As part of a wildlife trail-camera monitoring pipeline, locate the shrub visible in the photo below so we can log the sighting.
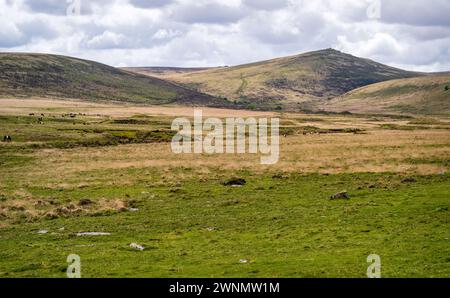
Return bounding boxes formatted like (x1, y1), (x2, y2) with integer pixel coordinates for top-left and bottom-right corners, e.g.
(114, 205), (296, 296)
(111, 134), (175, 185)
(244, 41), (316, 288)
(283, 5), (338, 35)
(445, 85), (449, 91)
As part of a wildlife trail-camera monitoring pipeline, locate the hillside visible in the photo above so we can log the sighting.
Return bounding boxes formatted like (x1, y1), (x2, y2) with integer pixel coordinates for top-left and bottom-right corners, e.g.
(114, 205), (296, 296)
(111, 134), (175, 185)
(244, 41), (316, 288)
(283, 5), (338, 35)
(121, 66), (220, 77)
(323, 74), (450, 115)
(142, 49), (421, 109)
(0, 53), (227, 106)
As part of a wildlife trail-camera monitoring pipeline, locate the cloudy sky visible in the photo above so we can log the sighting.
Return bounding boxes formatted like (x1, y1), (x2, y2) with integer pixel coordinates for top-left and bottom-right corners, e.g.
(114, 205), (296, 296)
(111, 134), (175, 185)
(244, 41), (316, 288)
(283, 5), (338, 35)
(1, 0), (449, 71)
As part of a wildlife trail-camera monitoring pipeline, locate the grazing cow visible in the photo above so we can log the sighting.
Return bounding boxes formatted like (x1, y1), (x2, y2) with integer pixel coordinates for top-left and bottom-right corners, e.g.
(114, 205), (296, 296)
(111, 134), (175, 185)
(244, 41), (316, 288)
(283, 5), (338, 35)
(3, 135), (12, 142)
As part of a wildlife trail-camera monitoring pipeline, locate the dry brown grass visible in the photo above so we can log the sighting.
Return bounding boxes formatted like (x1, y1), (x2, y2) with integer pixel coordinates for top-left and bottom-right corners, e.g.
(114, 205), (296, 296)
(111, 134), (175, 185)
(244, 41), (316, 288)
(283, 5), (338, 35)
(0, 97), (275, 118)
(19, 127), (447, 187)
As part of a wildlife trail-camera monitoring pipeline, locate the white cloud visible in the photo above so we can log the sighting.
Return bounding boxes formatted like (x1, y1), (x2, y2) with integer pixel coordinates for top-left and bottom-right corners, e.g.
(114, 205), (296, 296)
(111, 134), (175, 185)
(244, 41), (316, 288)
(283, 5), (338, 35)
(0, 0), (448, 71)
(86, 31), (126, 49)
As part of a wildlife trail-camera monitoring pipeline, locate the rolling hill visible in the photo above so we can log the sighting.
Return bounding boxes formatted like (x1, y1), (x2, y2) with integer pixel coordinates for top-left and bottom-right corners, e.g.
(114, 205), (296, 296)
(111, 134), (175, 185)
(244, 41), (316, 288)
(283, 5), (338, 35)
(0, 53), (228, 106)
(323, 74), (450, 115)
(138, 49), (422, 109)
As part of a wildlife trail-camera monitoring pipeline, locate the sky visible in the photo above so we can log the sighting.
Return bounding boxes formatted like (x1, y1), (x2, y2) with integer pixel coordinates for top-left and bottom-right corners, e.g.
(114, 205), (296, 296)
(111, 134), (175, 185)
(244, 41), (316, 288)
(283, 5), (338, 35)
(1, 0), (449, 71)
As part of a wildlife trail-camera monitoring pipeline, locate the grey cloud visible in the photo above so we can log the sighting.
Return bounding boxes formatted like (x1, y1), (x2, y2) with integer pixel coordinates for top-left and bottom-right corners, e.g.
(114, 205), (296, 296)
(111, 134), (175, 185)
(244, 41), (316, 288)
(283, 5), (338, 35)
(172, 2), (246, 24)
(380, 0), (450, 27)
(242, 0), (289, 11)
(23, 0), (110, 15)
(128, 0), (175, 9)
(0, 19), (57, 47)
(23, 0), (68, 15)
(241, 10), (325, 45)
(79, 19), (187, 50)
(0, 0), (448, 72)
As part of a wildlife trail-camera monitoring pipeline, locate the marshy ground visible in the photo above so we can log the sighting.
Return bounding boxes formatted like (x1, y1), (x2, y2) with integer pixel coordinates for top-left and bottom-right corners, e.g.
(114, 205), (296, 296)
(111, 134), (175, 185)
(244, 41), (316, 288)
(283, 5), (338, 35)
(0, 98), (449, 277)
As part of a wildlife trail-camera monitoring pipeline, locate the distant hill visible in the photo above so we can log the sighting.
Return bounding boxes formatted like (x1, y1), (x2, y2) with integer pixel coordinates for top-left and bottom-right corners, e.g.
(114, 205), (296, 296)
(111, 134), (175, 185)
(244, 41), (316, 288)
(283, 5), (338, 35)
(141, 49), (422, 109)
(0, 53), (228, 106)
(323, 74), (450, 115)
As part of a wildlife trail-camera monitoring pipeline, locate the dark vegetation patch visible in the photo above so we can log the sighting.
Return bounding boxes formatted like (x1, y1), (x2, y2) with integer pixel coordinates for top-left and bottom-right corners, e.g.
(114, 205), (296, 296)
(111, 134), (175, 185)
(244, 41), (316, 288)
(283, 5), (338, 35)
(223, 178), (247, 186)
(281, 126), (365, 136)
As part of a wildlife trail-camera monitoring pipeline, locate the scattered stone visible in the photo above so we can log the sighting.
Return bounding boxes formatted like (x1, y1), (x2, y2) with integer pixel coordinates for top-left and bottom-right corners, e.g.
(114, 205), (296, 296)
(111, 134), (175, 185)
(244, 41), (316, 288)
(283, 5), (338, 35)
(78, 198), (94, 206)
(239, 259), (248, 264)
(37, 230), (48, 234)
(34, 200), (48, 207)
(74, 244), (96, 248)
(59, 227), (65, 231)
(56, 207), (70, 215)
(76, 232), (111, 236)
(169, 187), (182, 193)
(206, 227), (216, 231)
(223, 178), (246, 187)
(402, 177), (417, 183)
(330, 191), (350, 200)
(45, 212), (58, 219)
(129, 243), (145, 251)
(128, 208), (139, 212)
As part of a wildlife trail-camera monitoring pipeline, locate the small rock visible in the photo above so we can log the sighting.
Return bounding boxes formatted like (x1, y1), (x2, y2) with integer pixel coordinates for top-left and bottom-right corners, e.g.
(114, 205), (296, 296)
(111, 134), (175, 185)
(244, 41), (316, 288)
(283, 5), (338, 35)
(37, 230), (48, 234)
(239, 259), (248, 264)
(78, 198), (94, 206)
(76, 232), (111, 236)
(330, 191), (350, 200)
(129, 243), (145, 251)
(59, 227), (65, 231)
(223, 178), (246, 186)
(206, 227), (216, 231)
(128, 208), (139, 212)
(402, 177), (417, 183)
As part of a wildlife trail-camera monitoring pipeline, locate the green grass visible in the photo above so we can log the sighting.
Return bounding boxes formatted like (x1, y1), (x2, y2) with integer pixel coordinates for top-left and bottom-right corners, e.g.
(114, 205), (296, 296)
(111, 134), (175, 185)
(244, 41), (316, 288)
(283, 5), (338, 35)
(0, 114), (175, 151)
(0, 171), (448, 277)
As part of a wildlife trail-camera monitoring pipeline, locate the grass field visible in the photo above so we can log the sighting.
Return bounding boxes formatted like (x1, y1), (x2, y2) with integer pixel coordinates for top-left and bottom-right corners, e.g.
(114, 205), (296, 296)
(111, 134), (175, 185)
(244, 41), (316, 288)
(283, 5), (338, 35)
(0, 98), (449, 277)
